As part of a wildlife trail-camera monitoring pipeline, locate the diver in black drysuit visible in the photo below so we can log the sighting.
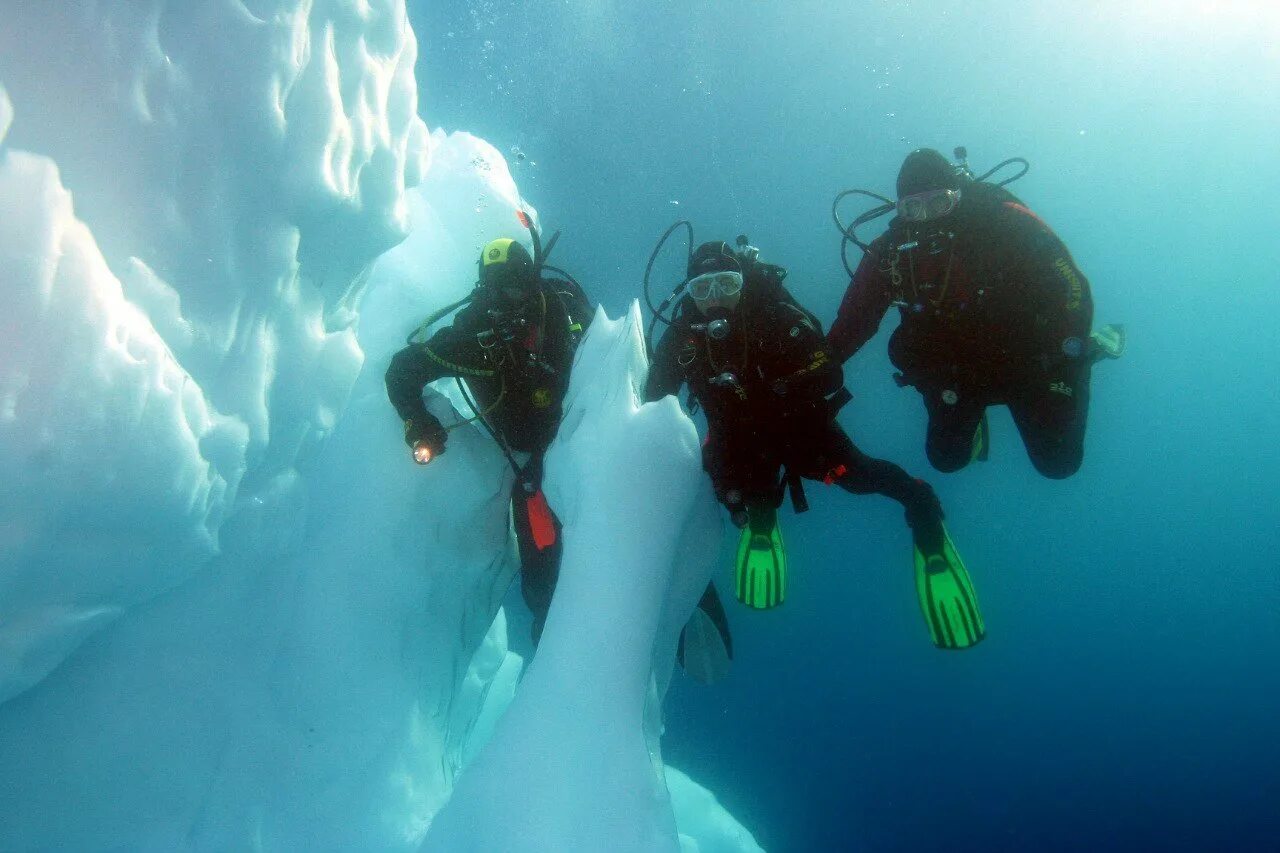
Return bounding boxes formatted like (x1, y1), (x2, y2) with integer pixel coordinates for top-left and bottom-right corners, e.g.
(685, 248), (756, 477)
(645, 241), (946, 550)
(385, 238), (590, 643)
(829, 148), (1096, 478)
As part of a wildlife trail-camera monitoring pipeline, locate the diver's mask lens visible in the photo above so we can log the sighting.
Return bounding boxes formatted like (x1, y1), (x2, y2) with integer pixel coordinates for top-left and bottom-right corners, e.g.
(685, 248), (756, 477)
(897, 188), (961, 222)
(686, 271), (743, 301)
(480, 268), (532, 301)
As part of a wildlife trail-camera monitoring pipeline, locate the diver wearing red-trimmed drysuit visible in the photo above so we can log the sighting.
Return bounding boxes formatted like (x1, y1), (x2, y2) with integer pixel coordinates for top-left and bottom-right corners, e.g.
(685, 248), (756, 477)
(829, 148), (1120, 479)
(646, 240), (946, 546)
(645, 239), (991, 652)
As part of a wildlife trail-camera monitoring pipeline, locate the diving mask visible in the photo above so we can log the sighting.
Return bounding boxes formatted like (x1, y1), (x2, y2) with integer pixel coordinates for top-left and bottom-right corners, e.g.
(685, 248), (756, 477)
(897, 187), (962, 223)
(687, 271), (743, 301)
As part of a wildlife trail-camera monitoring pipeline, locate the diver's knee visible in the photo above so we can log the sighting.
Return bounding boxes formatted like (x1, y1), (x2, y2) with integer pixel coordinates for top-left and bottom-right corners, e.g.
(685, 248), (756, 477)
(1030, 450), (1082, 480)
(927, 443), (971, 474)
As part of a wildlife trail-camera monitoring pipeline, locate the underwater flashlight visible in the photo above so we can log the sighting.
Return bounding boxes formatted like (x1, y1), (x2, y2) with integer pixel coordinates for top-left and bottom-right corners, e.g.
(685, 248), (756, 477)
(412, 442), (435, 465)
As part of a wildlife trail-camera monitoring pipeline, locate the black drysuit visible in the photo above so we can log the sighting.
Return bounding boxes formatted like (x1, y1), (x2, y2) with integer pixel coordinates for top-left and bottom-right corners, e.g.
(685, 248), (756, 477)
(828, 184), (1095, 478)
(645, 269), (941, 537)
(385, 279), (592, 642)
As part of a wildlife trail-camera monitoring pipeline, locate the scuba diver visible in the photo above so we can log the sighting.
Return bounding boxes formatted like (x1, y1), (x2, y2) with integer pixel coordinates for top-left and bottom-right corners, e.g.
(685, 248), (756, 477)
(829, 147), (1125, 479)
(644, 232), (985, 650)
(387, 219), (736, 679)
(385, 233), (589, 645)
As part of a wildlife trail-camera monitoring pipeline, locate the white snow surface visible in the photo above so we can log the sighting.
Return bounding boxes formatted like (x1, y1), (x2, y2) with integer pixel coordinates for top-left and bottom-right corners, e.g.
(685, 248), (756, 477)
(0, 4), (762, 851)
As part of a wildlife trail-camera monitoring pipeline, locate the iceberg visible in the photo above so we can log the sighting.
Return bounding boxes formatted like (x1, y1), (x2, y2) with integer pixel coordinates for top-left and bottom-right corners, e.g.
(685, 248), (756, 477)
(0, 3), (762, 850)
(422, 304), (724, 853)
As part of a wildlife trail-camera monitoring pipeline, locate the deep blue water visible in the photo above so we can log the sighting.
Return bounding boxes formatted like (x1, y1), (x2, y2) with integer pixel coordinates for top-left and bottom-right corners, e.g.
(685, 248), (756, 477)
(412, 3), (1280, 850)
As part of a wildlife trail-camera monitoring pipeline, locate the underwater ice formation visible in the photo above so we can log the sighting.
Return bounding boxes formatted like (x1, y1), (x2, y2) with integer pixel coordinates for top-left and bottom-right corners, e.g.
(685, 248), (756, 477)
(0, 84), (242, 702)
(422, 305), (728, 853)
(0, 0), (429, 704)
(0, 3), (761, 850)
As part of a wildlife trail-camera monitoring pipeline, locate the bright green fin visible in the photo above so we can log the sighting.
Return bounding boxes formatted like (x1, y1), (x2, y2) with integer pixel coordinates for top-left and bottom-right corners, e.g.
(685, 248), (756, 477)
(913, 526), (985, 650)
(735, 505), (787, 609)
(970, 411), (990, 463)
(1089, 324), (1126, 362)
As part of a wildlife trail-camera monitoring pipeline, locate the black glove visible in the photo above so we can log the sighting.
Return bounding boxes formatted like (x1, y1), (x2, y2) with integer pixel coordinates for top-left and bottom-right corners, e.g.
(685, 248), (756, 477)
(403, 416), (447, 457)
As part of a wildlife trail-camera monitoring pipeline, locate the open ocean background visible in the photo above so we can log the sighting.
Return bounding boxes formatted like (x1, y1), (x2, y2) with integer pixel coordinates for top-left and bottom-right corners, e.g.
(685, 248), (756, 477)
(412, 2), (1280, 850)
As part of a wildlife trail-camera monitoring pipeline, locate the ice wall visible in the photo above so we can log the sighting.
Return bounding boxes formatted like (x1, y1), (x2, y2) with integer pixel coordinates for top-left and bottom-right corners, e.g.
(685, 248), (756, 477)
(0, 85), (244, 701)
(0, 90), (519, 844)
(0, 0), (428, 465)
(0, 0), (428, 703)
(0, 3), (762, 850)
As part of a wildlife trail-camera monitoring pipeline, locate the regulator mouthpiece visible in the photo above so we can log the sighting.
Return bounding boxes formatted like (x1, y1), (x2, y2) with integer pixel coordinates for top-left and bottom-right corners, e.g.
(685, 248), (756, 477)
(710, 371), (742, 390)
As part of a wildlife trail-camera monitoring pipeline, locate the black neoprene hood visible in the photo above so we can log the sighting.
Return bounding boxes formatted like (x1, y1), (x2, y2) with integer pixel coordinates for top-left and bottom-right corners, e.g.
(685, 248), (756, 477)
(687, 241), (739, 277)
(897, 148), (963, 197)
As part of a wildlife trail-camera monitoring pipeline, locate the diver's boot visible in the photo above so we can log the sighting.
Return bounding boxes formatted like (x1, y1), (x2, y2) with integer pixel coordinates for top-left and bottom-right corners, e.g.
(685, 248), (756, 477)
(970, 412), (991, 463)
(1089, 324), (1126, 363)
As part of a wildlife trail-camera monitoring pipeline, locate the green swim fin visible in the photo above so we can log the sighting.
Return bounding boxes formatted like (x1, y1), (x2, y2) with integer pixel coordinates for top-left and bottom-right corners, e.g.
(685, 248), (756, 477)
(735, 505), (787, 609)
(913, 525), (985, 650)
(970, 412), (990, 463)
(678, 582), (734, 685)
(1089, 324), (1126, 363)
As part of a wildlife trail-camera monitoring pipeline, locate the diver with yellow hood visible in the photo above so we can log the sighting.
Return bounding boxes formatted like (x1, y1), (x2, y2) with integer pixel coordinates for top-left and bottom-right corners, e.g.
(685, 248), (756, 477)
(386, 219), (734, 680)
(386, 227), (588, 645)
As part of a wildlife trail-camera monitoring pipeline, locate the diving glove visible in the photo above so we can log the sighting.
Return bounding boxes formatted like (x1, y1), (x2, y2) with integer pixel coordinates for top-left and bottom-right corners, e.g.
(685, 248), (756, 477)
(404, 417), (447, 464)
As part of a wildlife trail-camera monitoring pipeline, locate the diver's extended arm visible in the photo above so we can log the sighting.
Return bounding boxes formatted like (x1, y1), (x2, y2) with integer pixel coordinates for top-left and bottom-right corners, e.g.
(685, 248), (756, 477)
(826, 247), (893, 363)
(770, 303), (844, 404)
(385, 329), (468, 450)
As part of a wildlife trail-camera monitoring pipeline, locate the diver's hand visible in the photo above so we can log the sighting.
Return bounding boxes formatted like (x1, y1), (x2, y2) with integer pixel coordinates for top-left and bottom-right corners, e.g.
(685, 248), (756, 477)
(404, 417), (447, 464)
